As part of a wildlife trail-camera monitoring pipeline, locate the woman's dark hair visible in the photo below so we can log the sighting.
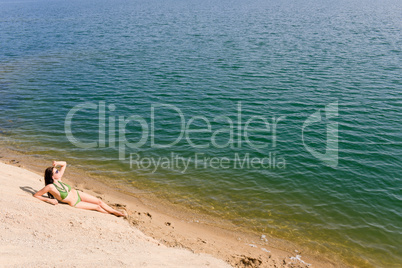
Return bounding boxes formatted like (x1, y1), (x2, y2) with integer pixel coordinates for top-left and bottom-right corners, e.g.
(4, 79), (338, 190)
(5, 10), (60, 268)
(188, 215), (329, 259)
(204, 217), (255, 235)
(44, 167), (54, 199)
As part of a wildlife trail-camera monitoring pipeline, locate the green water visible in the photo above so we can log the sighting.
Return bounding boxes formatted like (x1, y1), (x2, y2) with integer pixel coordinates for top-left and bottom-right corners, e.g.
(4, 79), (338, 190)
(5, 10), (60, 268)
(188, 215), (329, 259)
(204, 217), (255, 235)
(0, 0), (401, 266)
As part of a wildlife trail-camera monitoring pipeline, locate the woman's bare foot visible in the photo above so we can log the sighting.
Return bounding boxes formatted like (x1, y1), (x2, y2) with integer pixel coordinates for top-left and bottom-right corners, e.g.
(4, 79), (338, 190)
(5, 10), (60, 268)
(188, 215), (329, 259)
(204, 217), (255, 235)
(115, 209), (128, 218)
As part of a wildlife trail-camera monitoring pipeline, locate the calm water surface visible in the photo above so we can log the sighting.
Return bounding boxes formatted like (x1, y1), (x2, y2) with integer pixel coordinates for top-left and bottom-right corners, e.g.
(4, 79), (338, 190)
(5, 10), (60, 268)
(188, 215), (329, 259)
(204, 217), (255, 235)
(0, 0), (401, 266)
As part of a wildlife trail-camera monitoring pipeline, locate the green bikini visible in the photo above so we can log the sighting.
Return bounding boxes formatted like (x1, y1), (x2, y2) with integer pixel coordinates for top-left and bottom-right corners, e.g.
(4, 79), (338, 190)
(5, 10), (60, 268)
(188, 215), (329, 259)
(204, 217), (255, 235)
(53, 181), (81, 206)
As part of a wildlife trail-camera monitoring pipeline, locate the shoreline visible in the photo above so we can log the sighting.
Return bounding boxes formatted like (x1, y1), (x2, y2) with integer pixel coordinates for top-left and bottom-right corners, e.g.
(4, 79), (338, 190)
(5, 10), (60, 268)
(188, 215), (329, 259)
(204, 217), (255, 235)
(0, 146), (345, 267)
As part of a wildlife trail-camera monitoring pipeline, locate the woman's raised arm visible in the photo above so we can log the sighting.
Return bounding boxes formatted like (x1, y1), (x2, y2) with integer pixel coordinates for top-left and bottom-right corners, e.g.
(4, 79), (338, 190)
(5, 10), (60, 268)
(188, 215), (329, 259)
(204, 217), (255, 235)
(53, 161), (67, 178)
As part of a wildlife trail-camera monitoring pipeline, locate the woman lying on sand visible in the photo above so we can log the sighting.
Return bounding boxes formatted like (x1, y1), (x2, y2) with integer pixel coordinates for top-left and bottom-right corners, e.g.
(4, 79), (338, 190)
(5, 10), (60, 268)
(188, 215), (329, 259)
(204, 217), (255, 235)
(34, 161), (126, 217)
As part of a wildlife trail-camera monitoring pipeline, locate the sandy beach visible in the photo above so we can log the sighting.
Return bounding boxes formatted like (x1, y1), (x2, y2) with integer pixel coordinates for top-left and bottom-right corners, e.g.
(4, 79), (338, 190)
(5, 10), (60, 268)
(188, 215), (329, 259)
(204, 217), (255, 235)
(0, 161), (232, 267)
(0, 149), (343, 267)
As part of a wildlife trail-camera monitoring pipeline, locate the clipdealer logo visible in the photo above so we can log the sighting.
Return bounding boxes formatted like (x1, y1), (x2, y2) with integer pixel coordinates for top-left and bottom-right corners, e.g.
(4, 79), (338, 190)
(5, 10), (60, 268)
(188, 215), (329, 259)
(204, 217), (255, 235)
(64, 100), (339, 172)
(64, 101), (285, 154)
(302, 101), (339, 168)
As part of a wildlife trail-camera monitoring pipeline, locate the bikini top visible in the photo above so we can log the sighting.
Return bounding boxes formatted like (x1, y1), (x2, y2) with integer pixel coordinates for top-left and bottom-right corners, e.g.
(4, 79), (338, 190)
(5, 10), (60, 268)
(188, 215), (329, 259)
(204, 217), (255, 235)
(53, 181), (72, 200)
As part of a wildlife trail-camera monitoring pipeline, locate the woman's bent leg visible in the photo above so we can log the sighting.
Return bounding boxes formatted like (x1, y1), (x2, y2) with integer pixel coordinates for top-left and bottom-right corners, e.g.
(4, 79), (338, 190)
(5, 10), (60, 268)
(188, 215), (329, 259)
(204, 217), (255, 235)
(74, 201), (107, 214)
(78, 191), (125, 217)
